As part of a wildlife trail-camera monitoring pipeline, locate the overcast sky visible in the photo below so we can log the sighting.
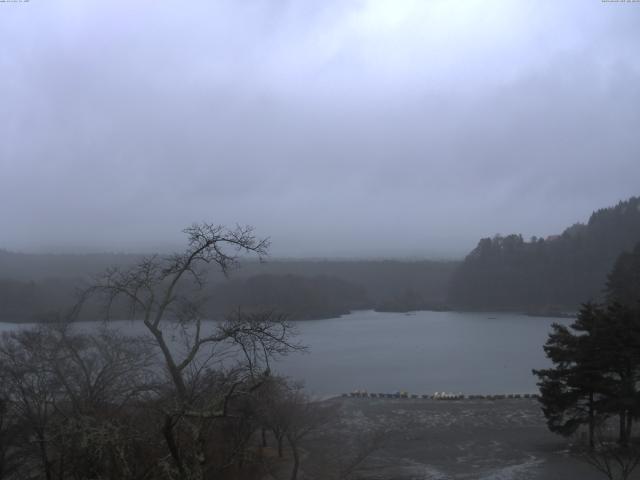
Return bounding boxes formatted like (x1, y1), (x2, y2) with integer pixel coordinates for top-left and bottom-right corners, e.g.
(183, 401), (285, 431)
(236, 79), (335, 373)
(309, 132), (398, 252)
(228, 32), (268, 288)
(1, 0), (639, 258)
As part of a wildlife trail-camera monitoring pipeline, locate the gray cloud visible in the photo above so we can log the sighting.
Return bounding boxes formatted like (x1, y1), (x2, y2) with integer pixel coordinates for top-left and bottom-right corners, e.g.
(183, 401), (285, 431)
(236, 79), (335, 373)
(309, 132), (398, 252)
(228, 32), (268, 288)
(1, 0), (639, 257)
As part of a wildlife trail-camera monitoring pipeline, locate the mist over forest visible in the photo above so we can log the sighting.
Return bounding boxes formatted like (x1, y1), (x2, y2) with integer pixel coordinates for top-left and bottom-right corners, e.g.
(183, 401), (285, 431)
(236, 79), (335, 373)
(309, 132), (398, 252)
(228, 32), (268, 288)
(2, 2), (640, 480)
(1, 195), (639, 322)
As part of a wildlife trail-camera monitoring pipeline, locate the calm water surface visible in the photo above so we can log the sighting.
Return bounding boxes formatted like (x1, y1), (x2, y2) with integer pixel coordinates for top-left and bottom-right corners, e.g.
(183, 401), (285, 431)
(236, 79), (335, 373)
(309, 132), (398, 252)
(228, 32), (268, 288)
(0, 310), (568, 396)
(281, 310), (569, 396)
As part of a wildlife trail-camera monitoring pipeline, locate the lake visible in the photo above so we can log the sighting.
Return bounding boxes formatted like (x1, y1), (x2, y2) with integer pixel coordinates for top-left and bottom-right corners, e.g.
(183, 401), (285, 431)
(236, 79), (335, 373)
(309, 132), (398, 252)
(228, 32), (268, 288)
(276, 310), (569, 396)
(0, 310), (568, 396)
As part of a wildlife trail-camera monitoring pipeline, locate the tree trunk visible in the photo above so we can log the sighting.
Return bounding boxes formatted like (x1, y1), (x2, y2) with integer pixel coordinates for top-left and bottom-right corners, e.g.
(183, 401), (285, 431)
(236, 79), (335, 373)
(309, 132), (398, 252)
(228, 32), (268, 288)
(57, 452), (65, 480)
(147, 325), (188, 402)
(588, 392), (595, 449)
(626, 409), (633, 440)
(288, 437), (299, 480)
(196, 432), (207, 480)
(37, 433), (52, 480)
(262, 428), (267, 447)
(162, 415), (185, 476)
(277, 434), (283, 458)
(619, 411), (628, 446)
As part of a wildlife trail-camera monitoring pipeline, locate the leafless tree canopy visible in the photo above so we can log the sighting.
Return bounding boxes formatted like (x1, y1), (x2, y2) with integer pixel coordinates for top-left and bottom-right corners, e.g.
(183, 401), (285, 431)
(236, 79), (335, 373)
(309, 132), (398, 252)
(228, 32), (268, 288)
(577, 428), (640, 480)
(0, 326), (158, 480)
(75, 223), (306, 479)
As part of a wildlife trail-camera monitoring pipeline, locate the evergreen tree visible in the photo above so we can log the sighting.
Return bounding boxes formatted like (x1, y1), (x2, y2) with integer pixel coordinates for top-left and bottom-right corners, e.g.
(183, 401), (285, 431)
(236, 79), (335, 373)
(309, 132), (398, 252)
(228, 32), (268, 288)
(602, 242), (640, 443)
(595, 301), (640, 445)
(535, 243), (640, 447)
(533, 303), (605, 447)
(450, 196), (640, 311)
(606, 242), (640, 308)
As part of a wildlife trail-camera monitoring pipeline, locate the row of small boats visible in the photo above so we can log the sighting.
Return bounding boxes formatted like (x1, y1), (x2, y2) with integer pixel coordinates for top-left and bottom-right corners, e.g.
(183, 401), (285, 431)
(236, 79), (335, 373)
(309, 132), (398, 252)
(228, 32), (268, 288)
(343, 390), (539, 400)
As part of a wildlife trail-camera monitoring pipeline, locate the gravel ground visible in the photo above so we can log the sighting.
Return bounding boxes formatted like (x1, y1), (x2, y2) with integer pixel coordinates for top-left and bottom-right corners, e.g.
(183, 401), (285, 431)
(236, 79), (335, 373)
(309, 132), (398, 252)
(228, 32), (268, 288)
(294, 397), (634, 480)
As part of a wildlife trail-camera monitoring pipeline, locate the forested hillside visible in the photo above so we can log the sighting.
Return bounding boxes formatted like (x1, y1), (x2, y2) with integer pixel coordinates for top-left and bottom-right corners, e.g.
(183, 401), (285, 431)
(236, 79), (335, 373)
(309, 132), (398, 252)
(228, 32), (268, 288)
(6, 197), (637, 321)
(0, 255), (456, 322)
(207, 274), (369, 320)
(448, 197), (640, 312)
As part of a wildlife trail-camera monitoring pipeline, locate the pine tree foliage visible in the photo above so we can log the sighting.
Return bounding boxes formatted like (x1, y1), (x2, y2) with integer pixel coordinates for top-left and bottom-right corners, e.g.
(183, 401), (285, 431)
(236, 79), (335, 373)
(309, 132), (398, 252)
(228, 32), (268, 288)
(534, 243), (640, 447)
(451, 197), (640, 311)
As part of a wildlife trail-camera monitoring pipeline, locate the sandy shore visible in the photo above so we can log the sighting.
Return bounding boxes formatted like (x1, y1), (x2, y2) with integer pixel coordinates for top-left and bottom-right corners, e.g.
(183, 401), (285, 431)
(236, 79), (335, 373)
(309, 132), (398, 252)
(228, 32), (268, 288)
(294, 397), (620, 479)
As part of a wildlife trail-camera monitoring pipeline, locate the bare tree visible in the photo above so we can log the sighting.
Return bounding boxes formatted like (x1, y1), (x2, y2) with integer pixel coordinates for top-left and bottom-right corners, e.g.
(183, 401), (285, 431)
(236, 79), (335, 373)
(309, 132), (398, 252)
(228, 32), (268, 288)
(254, 377), (335, 480)
(257, 376), (293, 458)
(577, 427), (640, 480)
(0, 328), (60, 480)
(0, 386), (21, 479)
(284, 388), (329, 480)
(336, 430), (387, 480)
(0, 325), (159, 480)
(78, 223), (304, 478)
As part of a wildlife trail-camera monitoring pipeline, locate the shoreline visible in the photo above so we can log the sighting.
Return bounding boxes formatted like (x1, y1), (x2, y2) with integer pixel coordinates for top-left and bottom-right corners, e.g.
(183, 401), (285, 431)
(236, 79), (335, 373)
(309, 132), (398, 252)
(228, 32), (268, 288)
(340, 391), (540, 400)
(0, 307), (576, 325)
(300, 396), (603, 479)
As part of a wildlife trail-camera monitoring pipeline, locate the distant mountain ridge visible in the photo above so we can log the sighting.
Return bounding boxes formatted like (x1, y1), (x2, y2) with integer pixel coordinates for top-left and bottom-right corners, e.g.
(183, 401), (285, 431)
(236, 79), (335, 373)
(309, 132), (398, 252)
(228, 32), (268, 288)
(0, 250), (144, 281)
(448, 196), (640, 312)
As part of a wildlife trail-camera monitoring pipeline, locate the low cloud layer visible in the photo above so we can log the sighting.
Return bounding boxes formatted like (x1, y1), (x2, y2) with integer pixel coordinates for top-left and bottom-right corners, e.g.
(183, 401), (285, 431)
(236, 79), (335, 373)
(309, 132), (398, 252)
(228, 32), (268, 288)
(1, 1), (639, 257)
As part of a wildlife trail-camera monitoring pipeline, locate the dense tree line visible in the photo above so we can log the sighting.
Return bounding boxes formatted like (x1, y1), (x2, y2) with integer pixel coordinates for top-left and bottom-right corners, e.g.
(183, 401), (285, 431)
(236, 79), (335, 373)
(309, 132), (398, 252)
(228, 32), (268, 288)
(236, 259), (457, 311)
(0, 259), (456, 323)
(209, 274), (369, 320)
(0, 249), (457, 303)
(4, 196), (639, 319)
(0, 279), (76, 323)
(449, 197), (640, 312)
(0, 274), (367, 323)
(534, 243), (640, 449)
